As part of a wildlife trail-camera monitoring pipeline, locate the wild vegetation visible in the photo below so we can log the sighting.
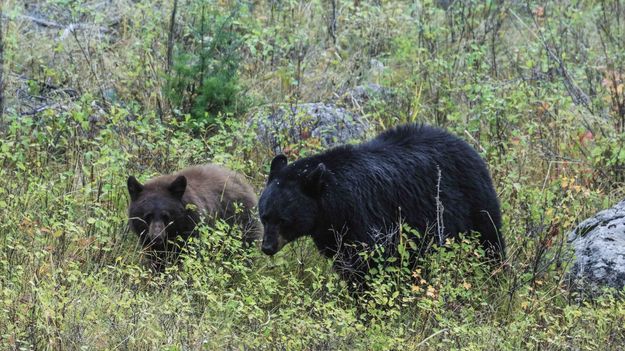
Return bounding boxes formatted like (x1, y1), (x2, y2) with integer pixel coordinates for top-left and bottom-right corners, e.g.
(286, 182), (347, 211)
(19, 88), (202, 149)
(1, 0), (624, 349)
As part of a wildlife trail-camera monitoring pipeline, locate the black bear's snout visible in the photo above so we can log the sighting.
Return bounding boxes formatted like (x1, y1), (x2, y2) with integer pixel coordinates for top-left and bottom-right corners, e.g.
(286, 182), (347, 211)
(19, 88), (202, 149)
(261, 240), (278, 255)
(261, 228), (286, 255)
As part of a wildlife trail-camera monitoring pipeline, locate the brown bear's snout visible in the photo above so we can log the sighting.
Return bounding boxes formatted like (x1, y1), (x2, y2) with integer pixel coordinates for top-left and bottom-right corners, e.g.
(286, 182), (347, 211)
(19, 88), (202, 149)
(147, 220), (167, 246)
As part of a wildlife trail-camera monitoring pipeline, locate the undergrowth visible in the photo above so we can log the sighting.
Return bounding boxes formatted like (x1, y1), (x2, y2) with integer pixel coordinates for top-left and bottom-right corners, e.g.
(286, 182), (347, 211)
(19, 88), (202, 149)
(1, 0), (625, 350)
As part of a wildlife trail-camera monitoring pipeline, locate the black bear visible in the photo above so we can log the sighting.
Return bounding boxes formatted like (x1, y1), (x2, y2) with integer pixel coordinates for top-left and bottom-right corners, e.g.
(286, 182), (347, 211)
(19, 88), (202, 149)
(127, 164), (261, 268)
(258, 124), (504, 283)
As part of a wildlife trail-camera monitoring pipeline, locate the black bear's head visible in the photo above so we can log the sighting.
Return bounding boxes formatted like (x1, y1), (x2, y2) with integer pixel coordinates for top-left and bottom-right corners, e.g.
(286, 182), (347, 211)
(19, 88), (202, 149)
(258, 154), (330, 255)
(127, 175), (196, 253)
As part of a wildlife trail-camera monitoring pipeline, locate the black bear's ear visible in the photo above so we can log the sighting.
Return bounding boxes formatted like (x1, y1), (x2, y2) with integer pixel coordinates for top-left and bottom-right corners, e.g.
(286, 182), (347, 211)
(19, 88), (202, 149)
(168, 175), (187, 199)
(303, 163), (328, 196)
(127, 176), (143, 201)
(268, 154), (288, 181)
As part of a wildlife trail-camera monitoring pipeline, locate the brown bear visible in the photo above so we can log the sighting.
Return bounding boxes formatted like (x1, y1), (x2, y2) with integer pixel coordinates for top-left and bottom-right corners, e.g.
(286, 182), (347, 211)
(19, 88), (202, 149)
(127, 164), (261, 268)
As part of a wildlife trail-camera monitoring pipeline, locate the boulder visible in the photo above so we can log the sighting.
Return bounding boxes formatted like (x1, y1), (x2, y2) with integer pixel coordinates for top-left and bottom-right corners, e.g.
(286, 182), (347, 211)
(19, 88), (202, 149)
(340, 83), (394, 110)
(251, 102), (369, 153)
(568, 199), (625, 294)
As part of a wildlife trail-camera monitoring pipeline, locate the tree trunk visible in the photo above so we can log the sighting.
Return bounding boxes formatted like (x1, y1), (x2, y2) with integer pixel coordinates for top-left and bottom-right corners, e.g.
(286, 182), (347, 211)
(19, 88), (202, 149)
(0, 3), (5, 123)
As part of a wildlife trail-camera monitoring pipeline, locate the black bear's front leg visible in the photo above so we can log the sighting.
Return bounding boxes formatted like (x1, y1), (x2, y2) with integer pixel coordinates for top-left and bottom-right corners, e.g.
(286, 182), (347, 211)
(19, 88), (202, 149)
(331, 241), (375, 292)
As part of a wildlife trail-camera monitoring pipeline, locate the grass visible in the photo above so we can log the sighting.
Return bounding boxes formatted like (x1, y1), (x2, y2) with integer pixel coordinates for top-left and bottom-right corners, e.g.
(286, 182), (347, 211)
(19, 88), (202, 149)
(1, 0), (625, 350)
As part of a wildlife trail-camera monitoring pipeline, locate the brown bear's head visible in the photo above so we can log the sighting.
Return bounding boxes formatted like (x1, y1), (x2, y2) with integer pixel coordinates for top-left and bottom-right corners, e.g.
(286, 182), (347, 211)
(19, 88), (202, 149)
(127, 175), (198, 254)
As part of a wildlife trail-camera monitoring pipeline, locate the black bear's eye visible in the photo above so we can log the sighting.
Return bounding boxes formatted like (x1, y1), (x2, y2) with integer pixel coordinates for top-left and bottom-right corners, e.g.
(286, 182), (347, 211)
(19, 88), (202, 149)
(162, 214), (171, 224)
(144, 213), (153, 223)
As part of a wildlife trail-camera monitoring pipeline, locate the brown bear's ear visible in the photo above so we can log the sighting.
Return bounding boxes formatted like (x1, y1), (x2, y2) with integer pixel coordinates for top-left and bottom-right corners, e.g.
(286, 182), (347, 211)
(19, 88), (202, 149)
(303, 163), (327, 196)
(269, 154), (288, 181)
(168, 175), (187, 199)
(127, 176), (143, 201)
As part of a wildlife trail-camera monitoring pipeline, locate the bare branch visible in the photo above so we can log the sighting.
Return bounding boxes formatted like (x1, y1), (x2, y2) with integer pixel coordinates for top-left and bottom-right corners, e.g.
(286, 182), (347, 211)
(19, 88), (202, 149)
(509, 8), (606, 137)
(16, 14), (63, 28)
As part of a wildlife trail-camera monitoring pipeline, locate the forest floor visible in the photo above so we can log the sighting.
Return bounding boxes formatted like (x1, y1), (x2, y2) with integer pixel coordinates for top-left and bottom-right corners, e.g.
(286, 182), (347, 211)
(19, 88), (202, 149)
(1, 1), (625, 350)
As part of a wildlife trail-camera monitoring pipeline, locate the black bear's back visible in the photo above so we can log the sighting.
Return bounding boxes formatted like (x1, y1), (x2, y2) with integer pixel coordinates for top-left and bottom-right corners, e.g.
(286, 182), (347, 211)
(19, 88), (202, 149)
(314, 123), (504, 258)
(364, 124), (469, 154)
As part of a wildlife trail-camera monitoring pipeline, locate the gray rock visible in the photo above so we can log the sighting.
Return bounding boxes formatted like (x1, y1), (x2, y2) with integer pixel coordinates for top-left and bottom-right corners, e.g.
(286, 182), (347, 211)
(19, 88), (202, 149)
(251, 103), (369, 153)
(568, 199), (625, 294)
(340, 83), (394, 110)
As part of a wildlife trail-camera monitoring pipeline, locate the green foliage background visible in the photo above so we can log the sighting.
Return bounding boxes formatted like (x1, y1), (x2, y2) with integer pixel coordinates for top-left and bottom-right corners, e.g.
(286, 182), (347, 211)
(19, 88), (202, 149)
(1, 0), (625, 349)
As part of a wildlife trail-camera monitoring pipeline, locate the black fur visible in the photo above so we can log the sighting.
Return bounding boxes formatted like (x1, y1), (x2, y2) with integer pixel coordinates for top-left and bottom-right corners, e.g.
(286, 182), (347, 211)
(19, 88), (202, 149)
(258, 124), (504, 282)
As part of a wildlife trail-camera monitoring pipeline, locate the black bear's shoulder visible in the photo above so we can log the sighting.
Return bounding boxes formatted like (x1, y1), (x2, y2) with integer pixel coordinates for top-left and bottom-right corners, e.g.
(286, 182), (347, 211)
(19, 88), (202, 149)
(281, 124), (469, 179)
(367, 123), (459, 147)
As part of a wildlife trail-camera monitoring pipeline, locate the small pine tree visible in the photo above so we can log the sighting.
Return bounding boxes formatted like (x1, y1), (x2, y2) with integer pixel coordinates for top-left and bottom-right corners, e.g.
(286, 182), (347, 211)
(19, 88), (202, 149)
(165, 4), (245, 125)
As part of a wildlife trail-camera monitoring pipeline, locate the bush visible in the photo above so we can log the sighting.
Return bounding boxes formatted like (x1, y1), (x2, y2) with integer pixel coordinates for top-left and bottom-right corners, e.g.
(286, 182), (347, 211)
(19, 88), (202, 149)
(165, 2), (247, 125)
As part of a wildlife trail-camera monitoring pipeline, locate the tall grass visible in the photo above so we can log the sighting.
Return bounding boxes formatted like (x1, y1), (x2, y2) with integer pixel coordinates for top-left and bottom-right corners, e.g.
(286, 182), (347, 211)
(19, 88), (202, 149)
(1, 0), (624, 349)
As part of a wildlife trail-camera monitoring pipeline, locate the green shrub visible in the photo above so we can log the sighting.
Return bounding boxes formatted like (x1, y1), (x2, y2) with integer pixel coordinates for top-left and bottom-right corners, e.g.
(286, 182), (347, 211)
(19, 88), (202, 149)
(165, 2), (247, 125)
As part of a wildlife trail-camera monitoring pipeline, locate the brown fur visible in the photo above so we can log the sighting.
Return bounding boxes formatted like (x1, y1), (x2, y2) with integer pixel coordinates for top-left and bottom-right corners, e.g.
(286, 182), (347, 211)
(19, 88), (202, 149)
(127, 164), (261, 267)
(146, 165), (259, 227)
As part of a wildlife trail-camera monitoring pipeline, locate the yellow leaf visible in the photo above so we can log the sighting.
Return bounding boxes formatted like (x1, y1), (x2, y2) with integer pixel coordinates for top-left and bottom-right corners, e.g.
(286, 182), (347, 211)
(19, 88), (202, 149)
(426, 285), (437, 298)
